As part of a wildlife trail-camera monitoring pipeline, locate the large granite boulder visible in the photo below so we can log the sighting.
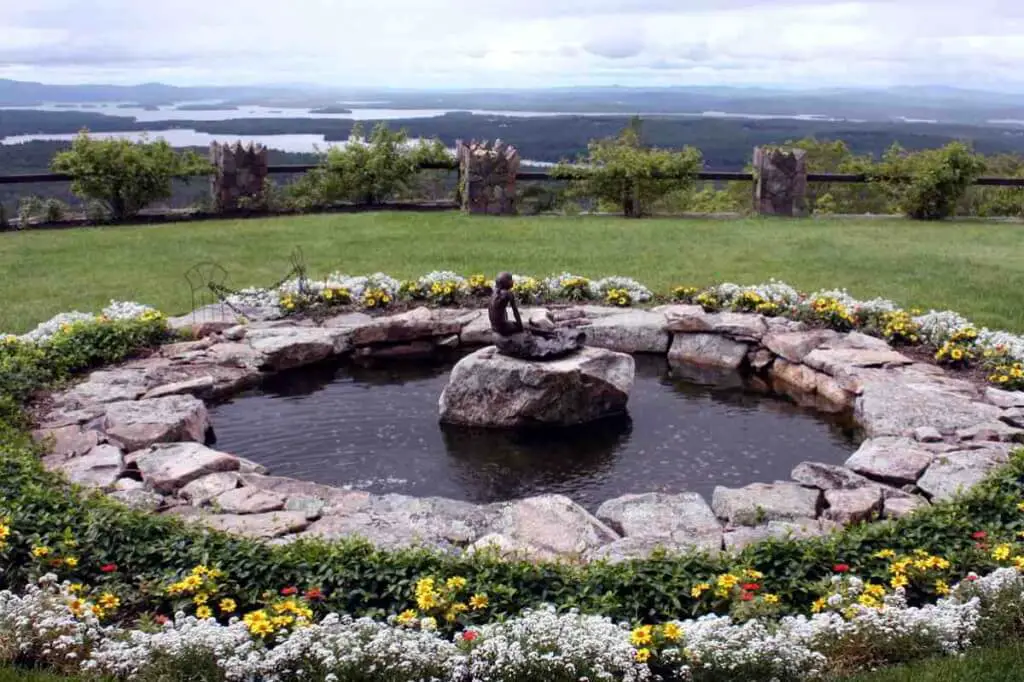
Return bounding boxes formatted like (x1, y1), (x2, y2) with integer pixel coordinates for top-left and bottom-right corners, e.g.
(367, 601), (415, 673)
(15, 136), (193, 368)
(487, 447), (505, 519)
(133, 443), (241, 494)
(480, 494), (620, 559)
(102, 395), (210, 451)
(247, 327), (345, 371)
(711, 482), (823, 526)
(52, 444), (124, 490)
(668, 334), (749, 370)
(844, 438), (935, 486)
(580, 311), (670, 354)
(595, 492), (722, 552)
(438, 346), (634, 428)
(916, 445), (1014, 502)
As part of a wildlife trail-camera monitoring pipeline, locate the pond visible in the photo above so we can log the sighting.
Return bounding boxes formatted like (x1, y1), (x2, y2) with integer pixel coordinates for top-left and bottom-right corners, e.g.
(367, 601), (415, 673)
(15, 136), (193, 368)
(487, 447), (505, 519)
(208, 354), (858, 510)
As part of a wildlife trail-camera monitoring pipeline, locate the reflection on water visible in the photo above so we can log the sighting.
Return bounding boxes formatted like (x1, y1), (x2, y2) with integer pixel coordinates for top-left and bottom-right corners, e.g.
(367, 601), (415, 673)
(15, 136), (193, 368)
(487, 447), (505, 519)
(208, 354), (858, 509)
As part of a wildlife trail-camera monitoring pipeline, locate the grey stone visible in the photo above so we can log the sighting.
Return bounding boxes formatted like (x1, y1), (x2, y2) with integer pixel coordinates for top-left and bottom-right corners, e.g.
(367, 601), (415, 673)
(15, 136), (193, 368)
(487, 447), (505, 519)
(711, 482), (823, 526)
(917, 446), (1014, 502)
(595, 492), (722, 552)
(723, 519), (835, 551)
(883, 496), (929, 519)
(235, 457), (269, 475)
(222, 325), (248, 341)
(354, 341), (437, 360)
(844, 438), (935, 485)
(770, 359), (820, 394)
(248, 327), (341, 371)
(668, 334), (749, 370)
(200, 511), (311, 538)
(802, 347), (914, 377)
(483, 494), (620, 558)
(439, 346), (634, 428)
(179, 472), (241, 505)
(204, 342), (264, 370)
(580, 311), (670, 354)
(1002, 408), (1024, 429)
(321, 312), (374, 328)
(985, 388), (1024, 408)
(213, 487), (285, 514)
(284, 496), (327, 520)
(239, 474), (358, 503)
(110, 489), (166, 512)
(142, 376), (216, 400)
(461, 307), (549, 345)
(584, 536), (705, 564)
(754, 146), (808, 217)
(32, 425), (101, 458)
(349, 307), (469, 346)
(913, 426), (944, 443)
(824, 487), (883, 524)
(134, 443), (240, 494)
(114, 477), (145, 491)
(665, 309), (767, 340)
(763, 330), (838, 363)
(749, 348), (775, 371)
(468, 533), (554, 562)
(103, 395), (210, 451)
(58, 444), (123, 489)
(66, 368), (149, 404)
(168, 305), (248, 336)
(956, 421), (1024, 443)
(791, 462), (874, 490)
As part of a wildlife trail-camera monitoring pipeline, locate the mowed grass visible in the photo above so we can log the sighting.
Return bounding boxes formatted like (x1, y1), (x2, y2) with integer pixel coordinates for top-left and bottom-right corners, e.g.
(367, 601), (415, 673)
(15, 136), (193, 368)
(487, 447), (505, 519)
(1, 212), (1023, 334)
(841, 643), (1024, 682)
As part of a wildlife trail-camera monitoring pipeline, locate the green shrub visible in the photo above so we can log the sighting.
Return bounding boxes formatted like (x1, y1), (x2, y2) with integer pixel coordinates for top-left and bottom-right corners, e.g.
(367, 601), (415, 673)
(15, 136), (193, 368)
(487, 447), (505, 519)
(288, 123), (452, 209)
(552, 120), (703, 217)
(871, 142), (987, 220)
(51, 132), (211, 221)
(16, 197), (44, 227)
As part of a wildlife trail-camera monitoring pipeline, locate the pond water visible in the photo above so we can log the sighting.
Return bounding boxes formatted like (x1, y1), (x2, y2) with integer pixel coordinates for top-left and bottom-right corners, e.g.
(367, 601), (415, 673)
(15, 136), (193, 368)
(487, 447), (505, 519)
(208, 354), (858, 510)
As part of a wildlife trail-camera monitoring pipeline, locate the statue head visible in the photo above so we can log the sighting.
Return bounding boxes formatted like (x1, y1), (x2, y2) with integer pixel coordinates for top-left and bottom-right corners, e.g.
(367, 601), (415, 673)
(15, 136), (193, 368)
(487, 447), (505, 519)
(495, 272), (514, 291)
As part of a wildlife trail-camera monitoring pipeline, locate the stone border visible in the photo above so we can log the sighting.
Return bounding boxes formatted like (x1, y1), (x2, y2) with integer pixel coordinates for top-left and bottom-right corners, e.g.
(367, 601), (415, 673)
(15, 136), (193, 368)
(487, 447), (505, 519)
(32, 304), (1024, 564)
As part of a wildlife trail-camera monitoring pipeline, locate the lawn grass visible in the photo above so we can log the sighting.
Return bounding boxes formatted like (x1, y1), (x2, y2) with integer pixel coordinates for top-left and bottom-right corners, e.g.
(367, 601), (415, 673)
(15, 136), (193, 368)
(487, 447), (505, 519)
(0, 668), (82, 682)
(1, 212), (1023, 334)
(841, 643), (1024, 681)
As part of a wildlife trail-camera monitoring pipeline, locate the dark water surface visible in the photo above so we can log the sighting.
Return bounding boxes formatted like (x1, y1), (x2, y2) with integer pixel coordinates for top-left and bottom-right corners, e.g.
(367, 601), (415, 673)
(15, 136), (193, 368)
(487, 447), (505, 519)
(208, 355), (858, 509)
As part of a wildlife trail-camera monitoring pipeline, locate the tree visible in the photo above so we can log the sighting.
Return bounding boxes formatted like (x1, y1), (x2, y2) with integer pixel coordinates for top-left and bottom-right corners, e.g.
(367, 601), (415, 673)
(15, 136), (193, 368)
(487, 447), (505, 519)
(287, 122), (452, 209)
(51, 131), (210, 220)
(871, 141), (986, 220)
(551, 122), (703, 217)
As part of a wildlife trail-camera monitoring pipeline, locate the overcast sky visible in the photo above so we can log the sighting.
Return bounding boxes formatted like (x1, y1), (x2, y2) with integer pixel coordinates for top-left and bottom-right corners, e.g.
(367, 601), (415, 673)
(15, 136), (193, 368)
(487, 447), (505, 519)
(3, 0), (1024, 90)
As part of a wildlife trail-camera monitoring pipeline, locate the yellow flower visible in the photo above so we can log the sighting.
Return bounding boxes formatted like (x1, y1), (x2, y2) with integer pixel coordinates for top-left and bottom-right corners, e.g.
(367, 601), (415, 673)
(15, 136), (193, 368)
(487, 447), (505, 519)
(193, 593), (210, 605)
(762, 593), (781, 605)
(891, 575), (909, 589)
(68, 598), (86, 618)
(873, 549), (897, 560)
(421, 616), (438, 631)
(68, 584), (85, 595)
(416, 591), (438, 611)
(630, 625), (653, 647)
(993, 544), (1012, 562)
(98, 593), (120, 611)
(812, 597), (828, 613)
(182, 575), (203, 591)
(716, 573), (739, 590)
(865, 584), (886, 599)
(196, 605), (213, 620)
(662, 622), (683, 642)
(64, 557), (78, 568)
(1017, 501), (1024, 513)
(396, 609), (418, 626)
(31, 546), (51, 558)
(445, 576), (468, 591)
(635, 648), (652, 664)
(219, 598), (237, 614)
(468, 594), (489, 610)
(1014, 556), (1024, 571)
(743, 569), (764, 581)
(691, 583), (711, 598)
(935, 580), (951, 596)
(857, 594), (880, 609)
(91, 604), (106, 619)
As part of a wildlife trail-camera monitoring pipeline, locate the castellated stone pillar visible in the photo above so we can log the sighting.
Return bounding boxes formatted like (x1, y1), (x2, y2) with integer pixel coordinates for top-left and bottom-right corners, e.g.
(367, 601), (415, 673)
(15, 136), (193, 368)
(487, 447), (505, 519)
(210, 141), (269, 213)
(456, 140), (520, 215)
(753, 147), (809, 217)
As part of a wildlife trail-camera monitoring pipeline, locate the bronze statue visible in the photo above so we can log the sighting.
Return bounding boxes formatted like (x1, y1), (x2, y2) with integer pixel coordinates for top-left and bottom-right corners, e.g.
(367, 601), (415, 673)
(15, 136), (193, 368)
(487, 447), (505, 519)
(489, 272), (585, 360)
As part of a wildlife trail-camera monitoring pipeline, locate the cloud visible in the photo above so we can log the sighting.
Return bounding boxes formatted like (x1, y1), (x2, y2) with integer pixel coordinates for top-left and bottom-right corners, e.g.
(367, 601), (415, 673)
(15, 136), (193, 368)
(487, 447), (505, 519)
(1, 0), (1024, 90)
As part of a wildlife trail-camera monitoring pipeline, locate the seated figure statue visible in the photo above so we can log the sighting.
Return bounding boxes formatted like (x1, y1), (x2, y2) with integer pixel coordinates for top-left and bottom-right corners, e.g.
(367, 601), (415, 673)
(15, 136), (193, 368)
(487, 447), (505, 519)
(488, 272), (586, 360)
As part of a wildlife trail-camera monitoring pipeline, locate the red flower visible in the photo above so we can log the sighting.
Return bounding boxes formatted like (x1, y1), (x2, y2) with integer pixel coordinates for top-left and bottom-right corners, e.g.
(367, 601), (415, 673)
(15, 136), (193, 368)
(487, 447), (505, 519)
(155, 615), (169, 625)
(833, 564), (850, 573)
(967, 575), (979, 582)
(280, 586), (298, 596)
(976, 542), (989, 551)
(742, 583), (761, 592)
(740, 591), (754, 602)
(304, 588), (323, 601)
(100, 563), (118, 573)
(462, 630), (479, 642)
(972, 531), (988, 540)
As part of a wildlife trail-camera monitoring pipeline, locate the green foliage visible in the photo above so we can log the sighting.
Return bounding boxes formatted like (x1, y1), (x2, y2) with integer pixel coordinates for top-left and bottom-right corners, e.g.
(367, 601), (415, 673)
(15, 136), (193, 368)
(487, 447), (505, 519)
(552, 121), (704, 217)
(872, 142), (987, 220)
(787, 137), (891, 215)
(288, 123), (452, 209)
(16, 197), (45, 227)
(51, 132), (211, 220)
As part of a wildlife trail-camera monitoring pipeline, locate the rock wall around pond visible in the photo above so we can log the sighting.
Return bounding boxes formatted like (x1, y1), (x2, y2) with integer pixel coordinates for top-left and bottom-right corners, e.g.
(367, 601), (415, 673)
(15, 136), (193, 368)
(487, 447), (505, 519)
(32, 304), (1024, 564)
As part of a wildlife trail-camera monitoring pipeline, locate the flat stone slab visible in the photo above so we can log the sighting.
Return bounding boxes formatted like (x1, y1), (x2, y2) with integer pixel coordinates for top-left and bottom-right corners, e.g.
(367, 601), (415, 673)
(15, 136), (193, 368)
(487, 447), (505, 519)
(664, 309), (767, 340)
(179, 472), (241, 505)
(200, 511), (311, 538)
(986, 388), (1024, 409)
(791, 462), (875, 490)
(584, 536), (708, 564)
(884, 496), (929, 519)
(595, 492), (722, 552)
(110, 488), (166, 511)
(349, 307), (470, 346)
(247, 327), (342, 371)
(439, 346), (634, 428)
(134, 443), (240, 494)
(56, 444), (124, 489)
(668, 333), (748, 370)
(102, 395), (210, 451)
(723, 519), (838, 551)
(142, 376), (216, 400)
(483, 494), (620, 558)
(917, 446), (1014, 502)
(763, 330), (838, 363)
(580, 311), (670, 354)
(33, 425), (102, 458)
(844, 437), (936, 485)
(711, 482), (823, 526)
(824, 487), (883, 524)
(213, 487), (286, 514)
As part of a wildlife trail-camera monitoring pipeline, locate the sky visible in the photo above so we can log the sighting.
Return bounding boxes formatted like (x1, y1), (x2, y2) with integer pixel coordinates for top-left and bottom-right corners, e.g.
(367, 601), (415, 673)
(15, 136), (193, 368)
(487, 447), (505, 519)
(2, 0), (1024, 90)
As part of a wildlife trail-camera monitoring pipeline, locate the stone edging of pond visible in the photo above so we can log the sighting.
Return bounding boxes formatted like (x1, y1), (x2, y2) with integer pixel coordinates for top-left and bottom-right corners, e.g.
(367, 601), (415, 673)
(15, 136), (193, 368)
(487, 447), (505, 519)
(31, 304), (1024, 564)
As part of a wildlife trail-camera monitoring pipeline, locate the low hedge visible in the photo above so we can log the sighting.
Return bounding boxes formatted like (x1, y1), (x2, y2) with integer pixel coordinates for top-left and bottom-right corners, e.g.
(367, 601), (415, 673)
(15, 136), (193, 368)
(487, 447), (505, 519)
(2, 304), (1024, 630)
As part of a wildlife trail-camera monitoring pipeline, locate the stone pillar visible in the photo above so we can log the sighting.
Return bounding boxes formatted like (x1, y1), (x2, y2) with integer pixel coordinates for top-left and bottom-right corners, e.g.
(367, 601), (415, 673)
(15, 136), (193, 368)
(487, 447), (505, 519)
(456, 140), (520, 215)
(753, 147), (808, 217)
(210, 141), (269, 213)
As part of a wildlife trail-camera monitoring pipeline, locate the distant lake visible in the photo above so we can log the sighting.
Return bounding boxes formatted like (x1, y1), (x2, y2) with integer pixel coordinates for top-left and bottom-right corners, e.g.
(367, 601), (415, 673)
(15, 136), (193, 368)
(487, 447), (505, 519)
(1, 129), (344, 154)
